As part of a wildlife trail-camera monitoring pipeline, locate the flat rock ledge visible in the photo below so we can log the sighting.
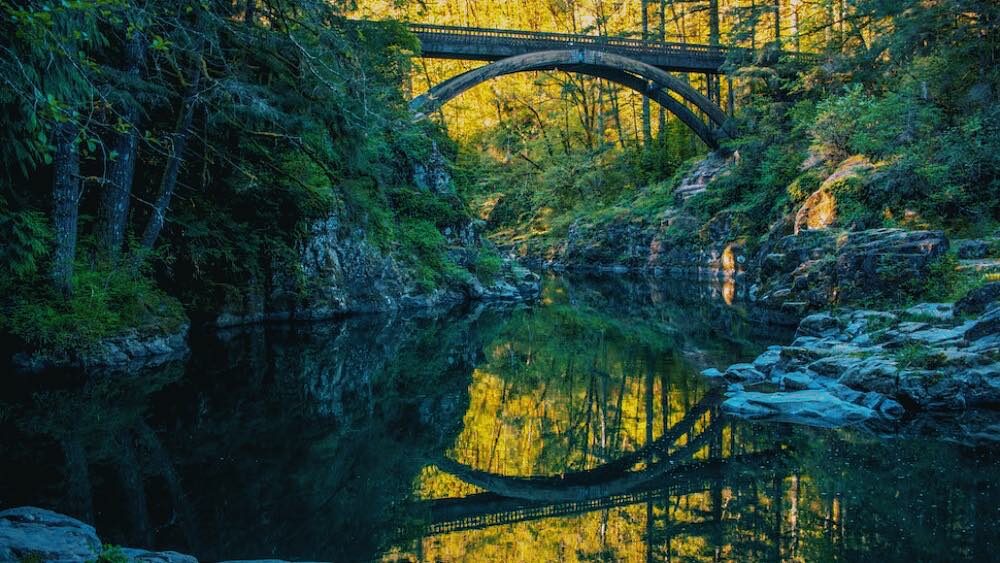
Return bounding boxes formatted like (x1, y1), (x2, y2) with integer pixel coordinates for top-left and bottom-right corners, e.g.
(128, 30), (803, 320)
(12, 325), (190, 374)
(0, 507), (322, 563)
(703, 300), (999, 427)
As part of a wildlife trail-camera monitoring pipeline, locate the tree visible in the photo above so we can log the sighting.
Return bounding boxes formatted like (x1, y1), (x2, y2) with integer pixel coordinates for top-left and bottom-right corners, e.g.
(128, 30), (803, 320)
(97, 19), (147, 261)
(50, 121), (81, 297)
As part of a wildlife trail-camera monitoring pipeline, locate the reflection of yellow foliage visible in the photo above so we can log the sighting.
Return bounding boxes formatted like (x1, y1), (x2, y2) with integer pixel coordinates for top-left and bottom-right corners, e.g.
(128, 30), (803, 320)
(722, 279), (735, 305)
(721, 245), (736, 273)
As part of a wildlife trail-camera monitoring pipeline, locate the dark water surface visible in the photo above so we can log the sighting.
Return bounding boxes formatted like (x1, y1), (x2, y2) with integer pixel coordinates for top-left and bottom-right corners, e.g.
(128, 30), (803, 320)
(2, 275), (998, 562)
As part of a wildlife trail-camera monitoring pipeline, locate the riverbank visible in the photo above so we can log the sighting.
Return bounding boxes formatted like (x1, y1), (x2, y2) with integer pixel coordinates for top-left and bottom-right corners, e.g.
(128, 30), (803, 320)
(706, 290), (999, 424)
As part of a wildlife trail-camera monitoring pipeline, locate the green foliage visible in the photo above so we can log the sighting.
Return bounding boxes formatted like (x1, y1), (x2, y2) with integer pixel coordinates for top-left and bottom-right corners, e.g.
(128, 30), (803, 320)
(786, 168), (824, 204)
(894, 344), (946, 371)
(873, 253), (974, 306)
(88, 545), (129, 563)
(473, 246), (503, 284)
(390, 187), (467, 228)
(0, 199), (50, 279)
(3, 257), (186, 355)
(397, 218), (464, 291)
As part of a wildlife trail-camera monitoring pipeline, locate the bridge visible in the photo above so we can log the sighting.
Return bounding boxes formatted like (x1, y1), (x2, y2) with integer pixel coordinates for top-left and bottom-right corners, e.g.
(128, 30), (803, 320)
(402, 23), (813, 149)
(409, 23), (732, 74)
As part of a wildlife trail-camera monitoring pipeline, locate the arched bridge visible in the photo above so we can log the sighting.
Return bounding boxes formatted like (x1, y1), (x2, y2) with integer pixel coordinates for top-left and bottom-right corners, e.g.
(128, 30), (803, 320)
(404, 23), (774, 149)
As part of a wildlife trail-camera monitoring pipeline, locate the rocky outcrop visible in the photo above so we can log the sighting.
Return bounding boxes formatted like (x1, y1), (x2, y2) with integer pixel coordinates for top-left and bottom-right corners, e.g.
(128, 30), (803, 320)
(751, 227), (949, 319)
(0, 506), (308, 563)
(673, 152), (732, 202)
(707, 298), (1000, 425)
(211, 212), (539, 327)
(12, 324), (190, 374)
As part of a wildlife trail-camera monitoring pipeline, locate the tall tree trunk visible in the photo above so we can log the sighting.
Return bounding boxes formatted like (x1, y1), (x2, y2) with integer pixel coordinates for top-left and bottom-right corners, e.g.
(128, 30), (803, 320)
(641, 0), (652, 145)
(773, 0), (782, 48)
(709, 0), (721, 103)
(791, 0), (801, 51)
(140, 51), (202, 250)
(97, 30), (147, 261)
(658, 0), (667, 132)
(51, 121), (81, 298)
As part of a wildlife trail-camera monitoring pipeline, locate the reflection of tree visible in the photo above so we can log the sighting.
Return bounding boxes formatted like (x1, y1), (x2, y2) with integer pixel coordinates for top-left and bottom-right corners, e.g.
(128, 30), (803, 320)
(0, 309), (497, 562)
(445, 274), (769, 481)
(399, 276), (999, 561)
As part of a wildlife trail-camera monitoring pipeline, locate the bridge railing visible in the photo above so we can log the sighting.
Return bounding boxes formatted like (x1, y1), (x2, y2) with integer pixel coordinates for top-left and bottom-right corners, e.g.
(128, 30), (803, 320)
(408, 22), (731, 61)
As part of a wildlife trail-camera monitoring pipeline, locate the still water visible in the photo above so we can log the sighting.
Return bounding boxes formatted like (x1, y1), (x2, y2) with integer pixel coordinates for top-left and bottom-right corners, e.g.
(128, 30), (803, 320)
(2, 275), (998, 562)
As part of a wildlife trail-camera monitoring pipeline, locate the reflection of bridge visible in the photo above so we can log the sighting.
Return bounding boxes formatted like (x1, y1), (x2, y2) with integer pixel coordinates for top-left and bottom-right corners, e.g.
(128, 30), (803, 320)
(407, 389), (787, 537)
(422, 451), (782, 536)
(402, 23), (818, 148)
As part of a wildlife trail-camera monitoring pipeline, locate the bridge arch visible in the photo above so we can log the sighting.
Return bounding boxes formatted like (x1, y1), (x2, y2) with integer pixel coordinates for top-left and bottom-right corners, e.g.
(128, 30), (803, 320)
(410, 49), (732, 149)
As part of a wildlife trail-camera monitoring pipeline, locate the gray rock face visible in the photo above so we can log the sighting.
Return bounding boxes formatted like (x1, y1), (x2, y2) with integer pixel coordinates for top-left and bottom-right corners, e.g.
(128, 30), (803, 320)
(722, 390), (875, 427)
(966, 306), (1000, 341)
(0, 507), (101, 562)
(795, 312), (840, 338)
(12, 323), (190, 374)
(751, 228), (949, 320)
(955, 282), (1000, 315)
(212, 211), (541, 327)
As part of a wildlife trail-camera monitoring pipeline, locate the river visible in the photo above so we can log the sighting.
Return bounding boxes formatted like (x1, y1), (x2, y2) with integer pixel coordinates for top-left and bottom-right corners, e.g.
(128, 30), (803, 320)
(2, 274), (998, 562)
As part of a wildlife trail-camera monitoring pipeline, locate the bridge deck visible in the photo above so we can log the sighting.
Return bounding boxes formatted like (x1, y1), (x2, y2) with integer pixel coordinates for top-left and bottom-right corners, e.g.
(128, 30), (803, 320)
(409, 23), (731, 74)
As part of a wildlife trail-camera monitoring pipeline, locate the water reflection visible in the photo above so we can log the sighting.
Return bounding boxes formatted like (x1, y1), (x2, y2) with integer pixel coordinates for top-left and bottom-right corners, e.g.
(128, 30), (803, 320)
(1, 275), (998, 562)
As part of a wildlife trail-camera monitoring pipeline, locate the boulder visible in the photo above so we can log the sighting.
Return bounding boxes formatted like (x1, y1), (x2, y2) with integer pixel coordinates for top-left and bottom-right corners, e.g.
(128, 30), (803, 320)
(701, 368), (724, 378)
(795, 312), (840, 339)
(956, 282), (1000, 316)
(779, 371), (816, 390)
(839, 358), (900, 396)
(723, 363), (766, 383)
(722, 390), (875, 427)
(752, 348), (782, 374)
(0, 507), (101, 562)
(954, 239), (990, 259)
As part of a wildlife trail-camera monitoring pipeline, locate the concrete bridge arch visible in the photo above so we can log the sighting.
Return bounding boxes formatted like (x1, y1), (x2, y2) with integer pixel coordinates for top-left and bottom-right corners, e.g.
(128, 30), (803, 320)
(410, 49), (733, 149)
